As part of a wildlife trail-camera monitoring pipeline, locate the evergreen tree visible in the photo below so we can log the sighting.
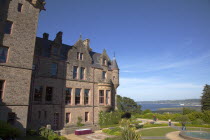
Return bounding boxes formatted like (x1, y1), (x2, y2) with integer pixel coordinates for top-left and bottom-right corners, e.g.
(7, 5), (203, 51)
(201, 85), (210, 111)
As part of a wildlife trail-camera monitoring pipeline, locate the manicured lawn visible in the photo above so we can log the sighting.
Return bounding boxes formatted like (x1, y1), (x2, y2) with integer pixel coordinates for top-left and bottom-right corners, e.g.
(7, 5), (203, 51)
(139, 127), (177, 136)
(20, 136), (47, 140)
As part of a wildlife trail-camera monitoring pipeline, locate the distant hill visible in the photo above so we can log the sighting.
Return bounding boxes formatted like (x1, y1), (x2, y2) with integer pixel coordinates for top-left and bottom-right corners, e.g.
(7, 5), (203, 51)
(137, 99), (200, 105)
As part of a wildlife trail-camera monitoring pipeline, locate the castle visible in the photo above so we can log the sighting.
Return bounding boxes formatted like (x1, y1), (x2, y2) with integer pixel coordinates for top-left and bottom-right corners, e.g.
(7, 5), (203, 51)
(0, 0), (119, 133)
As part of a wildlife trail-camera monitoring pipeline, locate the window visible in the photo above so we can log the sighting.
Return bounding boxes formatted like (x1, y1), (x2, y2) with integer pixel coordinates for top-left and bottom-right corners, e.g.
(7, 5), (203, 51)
(75, 88), (81, 105)
(4, 21), (13, 34)
(52, 47), (59, 55)
(103, 59), (107, 65)
(77, 52), (80, 60)
(65, 88), (72, 105)
(80, 53), (83, 60)
(106, 90), (110, 105)
(18, 3), (23, 12)
(73, 66), (78, 79)
(0, 80), (4, 100)
(66, 113), (70, 124)
(99, 90), (104, 104)
(38, 111), (41, 119)
(84, 89), (90, 105)
(34, 86), (43, 101)
(7, 112), (16, 125)
(0, 46), (8, 63)
(85, 112), (89, 122)
(50, 63), (57, 76)
(77, 52), (83, 60)
(80, 67), (85, 80)
(44, 111), (47, 120)
(45, 87), (53, 102)
(102, 71), (106, 80)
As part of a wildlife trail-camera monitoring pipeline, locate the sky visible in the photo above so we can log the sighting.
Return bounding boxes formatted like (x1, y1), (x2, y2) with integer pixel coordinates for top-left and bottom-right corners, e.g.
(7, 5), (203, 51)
(37, 0), (210, 101)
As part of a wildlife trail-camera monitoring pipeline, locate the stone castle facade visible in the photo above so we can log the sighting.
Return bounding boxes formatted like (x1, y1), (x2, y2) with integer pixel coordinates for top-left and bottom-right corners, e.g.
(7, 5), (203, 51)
(0, 0), (119, 133)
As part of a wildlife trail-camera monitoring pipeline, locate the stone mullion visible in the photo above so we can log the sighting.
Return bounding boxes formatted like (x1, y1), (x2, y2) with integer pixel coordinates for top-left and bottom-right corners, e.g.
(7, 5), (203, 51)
(72, 88), (75, 105)
(104, 90), (107, 105)
(81, 89), (84, 105)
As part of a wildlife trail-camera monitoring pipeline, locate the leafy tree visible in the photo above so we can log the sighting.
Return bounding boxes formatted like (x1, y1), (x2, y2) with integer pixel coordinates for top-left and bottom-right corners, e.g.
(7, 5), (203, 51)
(182, 107), (196, 115)
(117, 95), (141, 113)
(177, 115), (190, 124)
(201, 85), (210, 111)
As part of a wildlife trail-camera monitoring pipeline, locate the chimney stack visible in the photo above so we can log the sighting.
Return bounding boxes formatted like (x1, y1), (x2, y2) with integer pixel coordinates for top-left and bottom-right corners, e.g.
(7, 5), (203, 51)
(43, 33), (49, 40)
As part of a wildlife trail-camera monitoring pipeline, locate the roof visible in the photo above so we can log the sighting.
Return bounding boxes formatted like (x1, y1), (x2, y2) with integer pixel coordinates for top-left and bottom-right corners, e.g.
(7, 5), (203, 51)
(35, 37), (117, 70)
(111, 57), (119, 70)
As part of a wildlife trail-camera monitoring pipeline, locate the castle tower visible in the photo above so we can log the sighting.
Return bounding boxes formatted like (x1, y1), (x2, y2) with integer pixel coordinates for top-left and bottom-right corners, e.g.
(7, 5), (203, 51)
(0, 0), (45, 133)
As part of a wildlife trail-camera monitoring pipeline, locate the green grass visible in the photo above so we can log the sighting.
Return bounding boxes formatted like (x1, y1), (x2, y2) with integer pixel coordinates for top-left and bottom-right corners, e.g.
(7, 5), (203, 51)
(139, 127), (177, 136)
(174, 123), (210, 128)
(20, 136), (47, 140)
(143, 123), (168, 128)
(100, 124), (120, 128)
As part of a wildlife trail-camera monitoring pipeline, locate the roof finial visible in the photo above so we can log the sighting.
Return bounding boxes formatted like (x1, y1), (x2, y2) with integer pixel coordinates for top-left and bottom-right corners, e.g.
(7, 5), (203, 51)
(79, 34), (82, 40)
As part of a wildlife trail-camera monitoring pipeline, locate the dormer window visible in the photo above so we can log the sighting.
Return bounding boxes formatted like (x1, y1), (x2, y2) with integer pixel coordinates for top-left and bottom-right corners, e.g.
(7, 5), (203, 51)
(103, 59), (107, 66)
(52, 47), (59, 55)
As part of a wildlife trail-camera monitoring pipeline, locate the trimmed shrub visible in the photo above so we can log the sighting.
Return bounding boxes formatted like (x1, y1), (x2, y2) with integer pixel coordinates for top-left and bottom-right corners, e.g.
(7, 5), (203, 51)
(99, 111), (122, 127)
(121, 112), (131, 119)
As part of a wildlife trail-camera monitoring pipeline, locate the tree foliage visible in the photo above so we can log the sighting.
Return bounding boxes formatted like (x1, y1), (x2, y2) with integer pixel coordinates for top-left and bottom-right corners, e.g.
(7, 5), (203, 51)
(201, 85), (210, 111)
(117, 95), (141, 113)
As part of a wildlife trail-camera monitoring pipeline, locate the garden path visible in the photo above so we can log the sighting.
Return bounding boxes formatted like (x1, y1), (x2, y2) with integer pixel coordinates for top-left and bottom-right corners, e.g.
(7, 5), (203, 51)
(166, 131), (185, 140)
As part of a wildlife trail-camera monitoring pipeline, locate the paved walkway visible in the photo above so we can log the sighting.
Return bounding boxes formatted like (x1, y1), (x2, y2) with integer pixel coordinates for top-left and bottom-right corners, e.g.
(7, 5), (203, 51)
(64, 130), (115, 140)
(166, 131), (185, 140)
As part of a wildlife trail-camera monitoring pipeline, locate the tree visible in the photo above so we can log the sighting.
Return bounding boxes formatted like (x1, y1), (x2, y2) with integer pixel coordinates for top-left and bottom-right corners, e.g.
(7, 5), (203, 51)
(182, 107), (196, 115)
(117, 95), (141, 113)
(201, 85), (210, 111)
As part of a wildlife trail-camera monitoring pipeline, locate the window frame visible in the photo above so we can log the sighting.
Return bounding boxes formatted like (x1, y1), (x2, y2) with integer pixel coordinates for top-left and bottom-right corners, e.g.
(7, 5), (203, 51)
(85, 112), (89, 122)
(84, 89), (90, 105)
(80, 67), (85, 80)
(0, 80), (5, 100)
(50, 63), (58, 76)
(7, 112), (16, 125)
(45, 87), (53, 102)
(4, 20), (13, 34)
(102, 71), (106, 80)
(66, 112), (71, 124)
(17, 3), (23, 12)
(73, 66), (78, 79)
(80, 53), (83, 60)
(65, 88), (72, 105)
(0, 46), (9, 63)
(99, 90), (104, 104)
(34, 86), (43, 102)
(75, 88), (81, 105)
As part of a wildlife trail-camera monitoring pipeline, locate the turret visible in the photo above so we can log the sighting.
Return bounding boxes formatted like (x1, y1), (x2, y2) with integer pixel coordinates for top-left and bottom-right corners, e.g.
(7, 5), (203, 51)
(111, 57), (119, 88)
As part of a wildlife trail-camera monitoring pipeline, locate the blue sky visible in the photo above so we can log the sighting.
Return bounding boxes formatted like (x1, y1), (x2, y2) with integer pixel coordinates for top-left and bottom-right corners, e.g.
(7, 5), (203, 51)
(37, 0), (210, 101)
